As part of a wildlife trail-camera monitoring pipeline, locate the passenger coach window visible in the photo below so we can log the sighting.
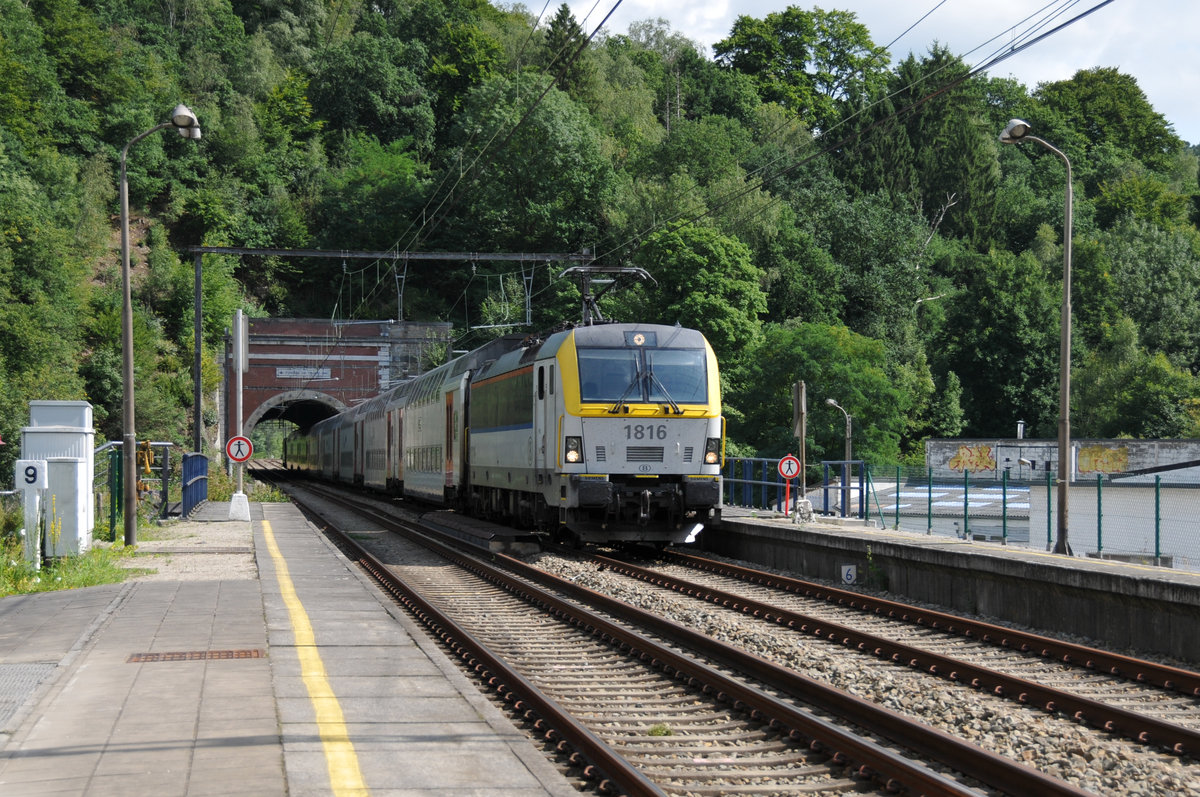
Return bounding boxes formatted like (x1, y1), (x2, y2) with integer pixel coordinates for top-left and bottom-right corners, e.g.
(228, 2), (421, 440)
(538, 366), (545, 400)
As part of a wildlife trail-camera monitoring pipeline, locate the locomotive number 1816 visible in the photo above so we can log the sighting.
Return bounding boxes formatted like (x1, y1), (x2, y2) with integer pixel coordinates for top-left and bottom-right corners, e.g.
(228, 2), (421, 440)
(625, 424), (667, 440)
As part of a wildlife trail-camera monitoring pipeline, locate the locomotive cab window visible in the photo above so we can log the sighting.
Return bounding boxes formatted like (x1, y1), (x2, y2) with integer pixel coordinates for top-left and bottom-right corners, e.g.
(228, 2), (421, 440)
(577, 346), (707, 404)
(645, 349), (707, 404)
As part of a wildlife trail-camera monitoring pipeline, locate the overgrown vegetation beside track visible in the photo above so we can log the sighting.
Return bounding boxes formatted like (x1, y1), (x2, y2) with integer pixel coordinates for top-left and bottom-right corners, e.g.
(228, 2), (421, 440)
(0, 498), (132, 597)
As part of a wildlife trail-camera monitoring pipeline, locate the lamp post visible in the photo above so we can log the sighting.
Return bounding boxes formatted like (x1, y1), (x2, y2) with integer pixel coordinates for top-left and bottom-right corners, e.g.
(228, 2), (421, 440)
(826, 398), (852, 516)
(825, 397), (852, 463)
(999, 118), (1072, 555)
(120, 104), (202, 546)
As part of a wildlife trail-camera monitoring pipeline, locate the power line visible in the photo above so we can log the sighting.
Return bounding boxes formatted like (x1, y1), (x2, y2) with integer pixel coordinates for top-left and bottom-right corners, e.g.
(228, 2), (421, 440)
(589, 1), (1116, 267)
(396, 1), (624, 255)
(884, 0), (950, 50)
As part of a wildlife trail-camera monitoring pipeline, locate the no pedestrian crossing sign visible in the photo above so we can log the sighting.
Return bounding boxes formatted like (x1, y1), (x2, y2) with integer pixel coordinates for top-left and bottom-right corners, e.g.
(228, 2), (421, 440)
(226, 436), (253, 462)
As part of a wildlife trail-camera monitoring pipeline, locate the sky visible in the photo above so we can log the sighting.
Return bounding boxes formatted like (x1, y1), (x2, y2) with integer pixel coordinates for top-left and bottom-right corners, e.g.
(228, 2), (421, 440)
(563, 1), (1200, 146)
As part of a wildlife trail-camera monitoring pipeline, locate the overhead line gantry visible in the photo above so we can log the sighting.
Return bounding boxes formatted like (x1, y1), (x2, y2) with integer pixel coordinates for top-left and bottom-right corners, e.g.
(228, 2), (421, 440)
(184, 246), (596, 451)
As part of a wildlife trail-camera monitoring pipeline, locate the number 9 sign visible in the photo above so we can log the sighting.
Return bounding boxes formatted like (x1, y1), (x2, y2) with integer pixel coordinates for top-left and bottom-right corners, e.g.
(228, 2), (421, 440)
(15, 460), (48, 490)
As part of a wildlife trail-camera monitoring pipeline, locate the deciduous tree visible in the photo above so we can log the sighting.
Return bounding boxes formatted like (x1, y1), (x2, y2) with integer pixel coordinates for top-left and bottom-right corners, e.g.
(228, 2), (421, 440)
(714, 6), (888, 132)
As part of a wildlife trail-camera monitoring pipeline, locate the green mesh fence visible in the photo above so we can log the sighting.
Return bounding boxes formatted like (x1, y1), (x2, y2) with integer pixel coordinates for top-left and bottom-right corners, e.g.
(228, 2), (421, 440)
(724, 458), (1197, 572)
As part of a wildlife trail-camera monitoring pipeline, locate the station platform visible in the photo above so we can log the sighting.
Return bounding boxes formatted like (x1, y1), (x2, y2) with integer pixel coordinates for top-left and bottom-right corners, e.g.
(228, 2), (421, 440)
(0, 501), (576, 797)
(709, 507), (1200, 664)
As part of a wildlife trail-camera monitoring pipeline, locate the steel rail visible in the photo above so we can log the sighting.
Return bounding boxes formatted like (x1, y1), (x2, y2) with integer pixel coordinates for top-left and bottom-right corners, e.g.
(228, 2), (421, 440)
(376, 512), (1093, 793)
(667, 549), (1200, 697)
(598, 549), (1200, 756)
(509, 554), (1091, 796)
(289, 491), (665, 797)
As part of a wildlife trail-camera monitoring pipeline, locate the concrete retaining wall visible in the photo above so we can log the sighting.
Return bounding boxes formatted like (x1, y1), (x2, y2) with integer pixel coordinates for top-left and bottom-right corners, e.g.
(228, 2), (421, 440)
(703, 516), (1200, 664)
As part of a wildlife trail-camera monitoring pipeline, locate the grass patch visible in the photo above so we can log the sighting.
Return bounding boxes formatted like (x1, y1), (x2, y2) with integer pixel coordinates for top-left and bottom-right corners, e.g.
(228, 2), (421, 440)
(0, 496), (136, 597)
(0, 543), (134, 598)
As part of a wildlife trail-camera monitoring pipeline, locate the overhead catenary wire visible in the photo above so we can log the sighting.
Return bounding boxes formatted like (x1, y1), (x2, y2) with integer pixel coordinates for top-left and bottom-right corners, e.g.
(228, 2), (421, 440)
(884, 0), (950, 51)
(316, 2), (624, 356)
(321, 1), (626, 353)
(301, 0), (1112, 362)
(395, 1), (624, 257)
(587, 0), (1116, 268)
(345, 0), (577, 320)
(373, 1), (1110, 346)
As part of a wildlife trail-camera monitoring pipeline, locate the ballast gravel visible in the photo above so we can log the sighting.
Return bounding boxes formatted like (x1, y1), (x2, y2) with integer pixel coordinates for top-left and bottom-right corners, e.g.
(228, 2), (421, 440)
(532, 553), (1200, 797)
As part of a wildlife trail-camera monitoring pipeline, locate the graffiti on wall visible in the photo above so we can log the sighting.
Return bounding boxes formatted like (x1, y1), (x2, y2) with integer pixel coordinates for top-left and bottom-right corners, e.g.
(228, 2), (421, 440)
(1078, 445), (1129, 474)
(948, 444), (997, 472)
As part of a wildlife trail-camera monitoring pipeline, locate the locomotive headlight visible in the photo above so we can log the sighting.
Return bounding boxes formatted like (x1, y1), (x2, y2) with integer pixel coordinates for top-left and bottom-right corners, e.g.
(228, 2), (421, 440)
(704, 437), (721, 465)
(565, 436), (583, 463)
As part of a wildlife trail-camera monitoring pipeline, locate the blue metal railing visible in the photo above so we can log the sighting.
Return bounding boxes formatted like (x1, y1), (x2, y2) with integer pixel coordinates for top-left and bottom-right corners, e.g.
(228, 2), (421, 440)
(92, 444), (209, 527)
(721, 457), (867, 518)
(182, 453), (209, 517)
(820, 460), (866, 518)
(721, 458), (789, 512)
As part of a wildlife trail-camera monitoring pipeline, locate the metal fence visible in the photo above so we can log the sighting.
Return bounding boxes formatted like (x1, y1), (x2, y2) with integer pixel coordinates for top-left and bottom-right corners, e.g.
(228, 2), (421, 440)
(722, 458), (1200, 573)
(93, 442), (122, 536)
(722, 458), (867, 517)
(864, 465), (1198, 570)
(181, 453), (209, 517)
(92, 444), (210, 533)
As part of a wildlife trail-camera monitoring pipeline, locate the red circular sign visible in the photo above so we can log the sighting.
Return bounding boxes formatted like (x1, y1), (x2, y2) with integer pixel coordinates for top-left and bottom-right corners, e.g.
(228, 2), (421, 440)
(226, 435), (253, 462)
(778, 454), (801, 479)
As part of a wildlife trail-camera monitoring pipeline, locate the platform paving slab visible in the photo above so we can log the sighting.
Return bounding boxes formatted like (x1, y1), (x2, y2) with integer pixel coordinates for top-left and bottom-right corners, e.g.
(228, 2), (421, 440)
(256, 501), (577, 797)
(0, 501), (579, 796)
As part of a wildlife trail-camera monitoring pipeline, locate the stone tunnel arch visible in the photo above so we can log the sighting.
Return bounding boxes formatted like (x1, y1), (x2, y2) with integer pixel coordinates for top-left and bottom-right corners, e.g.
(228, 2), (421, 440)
(244, 390), (348, 437)
(220, 317), (452, 457)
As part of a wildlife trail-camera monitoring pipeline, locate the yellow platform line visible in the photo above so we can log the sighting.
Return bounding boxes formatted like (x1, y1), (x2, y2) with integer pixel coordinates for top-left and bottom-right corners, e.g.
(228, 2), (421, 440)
(262, 520), (369, 796)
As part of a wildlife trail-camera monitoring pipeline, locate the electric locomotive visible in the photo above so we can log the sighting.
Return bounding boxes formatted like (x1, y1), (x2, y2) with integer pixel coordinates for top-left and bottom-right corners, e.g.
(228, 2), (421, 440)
(286, 321), (724, 546)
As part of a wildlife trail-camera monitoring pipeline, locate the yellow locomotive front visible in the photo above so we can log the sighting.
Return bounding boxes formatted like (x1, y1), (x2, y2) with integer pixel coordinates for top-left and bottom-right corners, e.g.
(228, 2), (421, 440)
(551, 323), (724, 545)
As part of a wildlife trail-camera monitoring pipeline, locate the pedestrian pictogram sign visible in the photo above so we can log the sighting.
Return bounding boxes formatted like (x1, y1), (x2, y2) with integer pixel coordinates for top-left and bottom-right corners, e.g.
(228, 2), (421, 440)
(226, 436), (253, 462)
(778, 454), (801, 517)
(778, 454), (801, 480)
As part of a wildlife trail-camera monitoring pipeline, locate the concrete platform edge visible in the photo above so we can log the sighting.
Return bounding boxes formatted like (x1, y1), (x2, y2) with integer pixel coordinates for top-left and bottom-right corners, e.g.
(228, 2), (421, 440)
(264, 505), (578, 797)
(707, 514), (1200, 663)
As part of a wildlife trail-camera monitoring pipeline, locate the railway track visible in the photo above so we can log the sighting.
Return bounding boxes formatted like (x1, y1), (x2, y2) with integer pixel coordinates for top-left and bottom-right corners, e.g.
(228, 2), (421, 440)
(530, 550), (1200, 792)
(276, 479), (1089, 796)
(560, 548), (1200, 757)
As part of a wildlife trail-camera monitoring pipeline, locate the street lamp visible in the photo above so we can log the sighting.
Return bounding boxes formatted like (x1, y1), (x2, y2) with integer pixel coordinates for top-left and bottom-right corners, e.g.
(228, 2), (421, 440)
(826, 398), (853, 516)
(120, 104), (202, 546)
(999, 118), (1072, 555)
(825, 397), (852, 463)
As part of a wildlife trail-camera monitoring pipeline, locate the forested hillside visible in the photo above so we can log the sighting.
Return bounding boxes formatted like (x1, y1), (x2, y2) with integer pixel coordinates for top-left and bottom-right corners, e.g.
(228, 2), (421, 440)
(2, 0), (1199, 478)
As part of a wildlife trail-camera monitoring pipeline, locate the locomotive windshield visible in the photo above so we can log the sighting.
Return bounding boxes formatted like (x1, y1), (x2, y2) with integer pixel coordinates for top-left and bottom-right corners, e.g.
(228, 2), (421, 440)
(577, 347), (707, 404)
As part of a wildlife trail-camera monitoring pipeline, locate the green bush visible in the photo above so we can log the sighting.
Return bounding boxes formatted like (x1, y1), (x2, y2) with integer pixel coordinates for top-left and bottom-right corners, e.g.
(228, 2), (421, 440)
(206, 464), (288, 503)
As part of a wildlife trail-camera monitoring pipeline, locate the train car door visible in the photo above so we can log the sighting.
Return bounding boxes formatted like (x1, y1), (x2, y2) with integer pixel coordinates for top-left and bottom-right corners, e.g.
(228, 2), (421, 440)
(444, 391), (455, 488)
(385, 409), (394, 487)
(535, 361), (556, 475)
(394, 407), (404, 487)
(355, 419), (363, 482)
(333, 427), (341, 480)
